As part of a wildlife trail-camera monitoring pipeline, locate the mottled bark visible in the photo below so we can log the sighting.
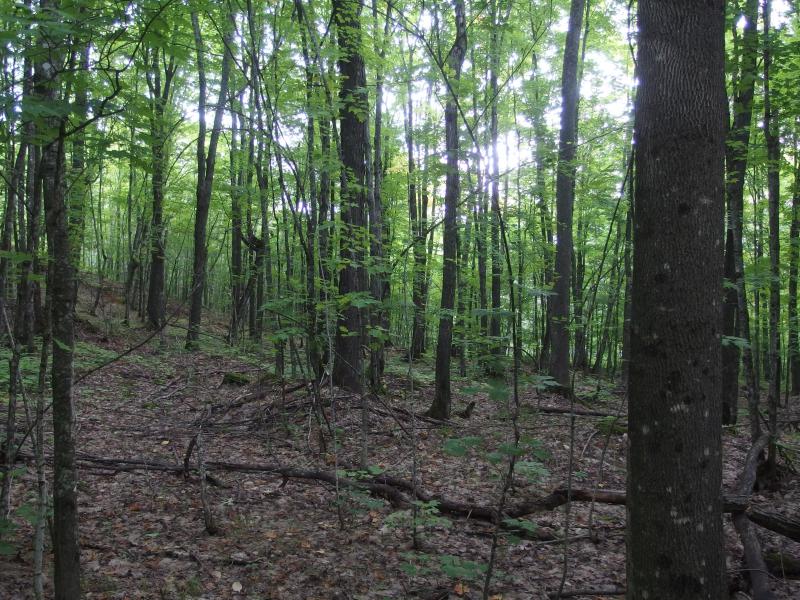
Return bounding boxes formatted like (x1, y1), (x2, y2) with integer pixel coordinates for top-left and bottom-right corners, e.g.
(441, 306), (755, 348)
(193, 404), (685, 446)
(627, 2), (727, 599)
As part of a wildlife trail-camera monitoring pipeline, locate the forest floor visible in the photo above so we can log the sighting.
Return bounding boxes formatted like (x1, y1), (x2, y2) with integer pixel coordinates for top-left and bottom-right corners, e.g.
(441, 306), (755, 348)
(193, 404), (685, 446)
(2, 281), (800, 599)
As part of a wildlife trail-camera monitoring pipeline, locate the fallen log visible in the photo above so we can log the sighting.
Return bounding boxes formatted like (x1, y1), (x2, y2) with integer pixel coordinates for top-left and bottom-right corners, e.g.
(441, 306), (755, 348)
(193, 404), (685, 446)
(535, 406), (619, 418)
(731, 434), (775, 600)
(548, 585), (625, 598)
(16, 452), (799, 548)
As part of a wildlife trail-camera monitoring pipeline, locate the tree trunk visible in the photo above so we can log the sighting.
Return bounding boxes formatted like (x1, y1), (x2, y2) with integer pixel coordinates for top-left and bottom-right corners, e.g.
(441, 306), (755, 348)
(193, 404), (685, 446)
(487, 0), (503, 373)
(36, 4), (82, 593)
(789, 144), (800, 394)
(763, 0), (780, 477)
(722, 0), (759, 426)
(186, 10), (232, 349)
(368, 0), (391, 389)
(145, 46), (175, 330)
(331, 0), (370, 393)
(627, 2), (727, 598)
(429, 0), (466, 420)
(549, 0), (585, 388)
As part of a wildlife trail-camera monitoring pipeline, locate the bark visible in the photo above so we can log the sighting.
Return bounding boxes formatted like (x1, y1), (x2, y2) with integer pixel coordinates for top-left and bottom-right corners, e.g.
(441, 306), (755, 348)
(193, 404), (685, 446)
(186, 10), (233, 348)
(367, 0), (391, 389)
(762, 0), (780, 477)
(723, 0), (761, 432)
(487, 0), (503, 372)
(732, 434), (776, 600)
(429, 0), (466, 420)
(406, 49), (427, 360)
(627, 2), (728, 599)
(36, 3), (82, 593)
(229, 101), (244, 343)
(549, 0), (584, 388)
(331, 0), (370, 393)
(534, 105), (554, 369)
(789, 147), (800, 394)
(145, 46), (176, 330)
(296, 13), (322, 381)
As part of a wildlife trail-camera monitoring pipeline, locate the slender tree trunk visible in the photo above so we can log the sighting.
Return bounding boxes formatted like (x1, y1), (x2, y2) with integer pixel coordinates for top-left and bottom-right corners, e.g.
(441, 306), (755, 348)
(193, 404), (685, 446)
(627, 2), (727, 598)
(789, 141), (800, 394)
(37, 6), (82, 593)
(145, 47), (175, 330)
(549, 0), (585, 388)
(722, 0), (759, 426)
(487, 0), (503, 372)
(534, 105), (553, 369)
(229, 103), (244, 343)
(429, 0), (466, 420)
(368, 0), (391, 389)
(406, 53), (427, 360)
(620, 204), (633, 382)
(572, 216), (588, 369)
(186, 11), (232, 348)
(763, 0), (781, 476)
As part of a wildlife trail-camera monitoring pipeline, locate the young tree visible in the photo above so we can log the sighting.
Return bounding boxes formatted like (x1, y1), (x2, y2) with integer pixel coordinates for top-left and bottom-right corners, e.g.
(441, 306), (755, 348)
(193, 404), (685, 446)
(35, 1), (81, 595)
(549, 0), (585, 388)
(762, 0), (781, 477)
(144, 34), (178, 330)
(627, 1), (727, 598)
(186, 9), (233, 348)
(722, 0), (760, 427)
(429, 0), (467, 420)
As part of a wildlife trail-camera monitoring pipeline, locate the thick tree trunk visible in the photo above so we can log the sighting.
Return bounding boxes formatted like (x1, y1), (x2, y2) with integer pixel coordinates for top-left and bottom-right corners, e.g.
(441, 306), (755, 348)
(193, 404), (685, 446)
(549, 0), (584, 388)
(627, 2), (727, 599)
(429, 0), (466, 420)
(331, 0), (370, 393)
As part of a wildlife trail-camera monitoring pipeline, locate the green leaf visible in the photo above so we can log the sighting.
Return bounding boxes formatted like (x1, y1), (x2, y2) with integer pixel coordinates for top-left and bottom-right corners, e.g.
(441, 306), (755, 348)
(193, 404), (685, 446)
(443, 436), (482, 457)
(0, 540), (16, 556)
(503, 517), (538, 533)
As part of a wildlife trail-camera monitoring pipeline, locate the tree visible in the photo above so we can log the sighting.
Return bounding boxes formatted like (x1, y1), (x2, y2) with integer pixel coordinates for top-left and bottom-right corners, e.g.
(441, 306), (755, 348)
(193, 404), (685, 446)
(549, 0), (585, 389)
(144, 23), (178, 330)
(429, 0), (467, 420)
(35, 1), (81, 596)
(331, 0), (370, 392)
(627, 1), (727, 598)
(186, 8), (233, 349)
(722, 0), (760, 427)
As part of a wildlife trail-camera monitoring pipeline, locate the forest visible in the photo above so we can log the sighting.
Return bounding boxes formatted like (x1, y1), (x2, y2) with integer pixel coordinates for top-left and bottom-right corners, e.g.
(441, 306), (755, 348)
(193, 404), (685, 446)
(1, 0), (800, 598)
